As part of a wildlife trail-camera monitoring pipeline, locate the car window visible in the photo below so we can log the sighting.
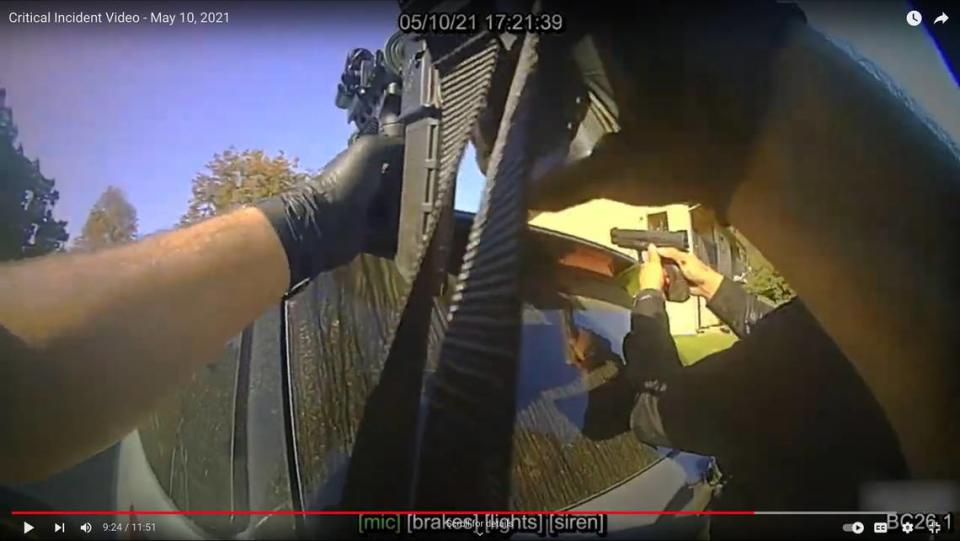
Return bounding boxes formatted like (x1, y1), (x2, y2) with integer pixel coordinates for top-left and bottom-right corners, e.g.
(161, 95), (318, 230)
(510, 292), (660, 510)
(286, 254), (443, 509)
(138, 330), (244, 536)
(287, 227), (659, 512)
(137, 304), (297, 538)
(245, 306), (295, 534)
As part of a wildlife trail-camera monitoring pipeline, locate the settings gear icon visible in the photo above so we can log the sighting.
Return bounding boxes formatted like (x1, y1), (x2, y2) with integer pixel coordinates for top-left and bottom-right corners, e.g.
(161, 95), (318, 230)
(901, 522), (914, 534)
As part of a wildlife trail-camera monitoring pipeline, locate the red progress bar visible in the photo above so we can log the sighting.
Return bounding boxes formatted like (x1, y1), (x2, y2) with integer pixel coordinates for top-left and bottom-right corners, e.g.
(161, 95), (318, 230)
(11, 510), (756, 516)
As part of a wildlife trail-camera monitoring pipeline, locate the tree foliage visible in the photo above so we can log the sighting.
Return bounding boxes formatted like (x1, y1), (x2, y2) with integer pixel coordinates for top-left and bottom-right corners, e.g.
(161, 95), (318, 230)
(743, 258), (796, 305)
(727, 226), (796, 305)
(0, 88), (69, 261)
(74, 186), (138, 251)
(180, 149), (311, 226)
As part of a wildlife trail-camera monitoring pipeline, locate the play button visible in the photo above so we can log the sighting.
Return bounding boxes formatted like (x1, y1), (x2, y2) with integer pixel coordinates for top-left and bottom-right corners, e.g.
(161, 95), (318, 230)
(23, 522), (34, 534)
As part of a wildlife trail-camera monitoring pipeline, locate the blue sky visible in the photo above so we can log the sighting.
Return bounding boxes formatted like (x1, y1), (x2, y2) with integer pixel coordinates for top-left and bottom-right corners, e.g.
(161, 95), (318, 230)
(0, 1), (485, 239)
(1, 0), (957, 241)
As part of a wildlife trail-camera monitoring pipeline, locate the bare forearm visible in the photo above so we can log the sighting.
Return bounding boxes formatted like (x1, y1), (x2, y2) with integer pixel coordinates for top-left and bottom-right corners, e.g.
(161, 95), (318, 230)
(728, 25), (960, 477)
(0, 207), (288, 481)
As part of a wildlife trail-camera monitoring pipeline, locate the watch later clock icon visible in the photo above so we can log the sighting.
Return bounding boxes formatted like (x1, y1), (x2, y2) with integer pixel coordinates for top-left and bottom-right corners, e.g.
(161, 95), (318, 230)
(907, 10), (923, 26)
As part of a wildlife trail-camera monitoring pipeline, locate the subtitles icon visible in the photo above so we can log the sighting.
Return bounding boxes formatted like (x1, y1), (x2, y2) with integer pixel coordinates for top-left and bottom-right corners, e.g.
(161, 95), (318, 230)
(874, 522), (888, 533)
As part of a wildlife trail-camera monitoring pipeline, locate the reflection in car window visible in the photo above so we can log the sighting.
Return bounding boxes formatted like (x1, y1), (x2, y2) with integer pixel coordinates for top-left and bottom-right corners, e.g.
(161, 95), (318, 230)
(288, 233), (658, 512)
(245, 306), (294, 533)
(287, 254), (441, 509)
(511, 295), (660, 510)
(138, 332), (242, 535)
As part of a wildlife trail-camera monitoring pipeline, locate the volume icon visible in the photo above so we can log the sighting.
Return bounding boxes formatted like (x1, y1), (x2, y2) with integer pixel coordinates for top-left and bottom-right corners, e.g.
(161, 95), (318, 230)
(80, 522), (93, 533)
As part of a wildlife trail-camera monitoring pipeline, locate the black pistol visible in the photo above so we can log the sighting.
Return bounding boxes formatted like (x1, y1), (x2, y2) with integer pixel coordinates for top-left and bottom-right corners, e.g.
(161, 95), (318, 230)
(610, 228), (691, 302)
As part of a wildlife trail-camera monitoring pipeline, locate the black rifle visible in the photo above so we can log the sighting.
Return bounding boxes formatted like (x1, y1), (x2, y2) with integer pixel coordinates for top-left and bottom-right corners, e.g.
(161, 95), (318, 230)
(611, 227), (691, 302)
(336, 0), (758, 513)
(335, 31), (449, 290)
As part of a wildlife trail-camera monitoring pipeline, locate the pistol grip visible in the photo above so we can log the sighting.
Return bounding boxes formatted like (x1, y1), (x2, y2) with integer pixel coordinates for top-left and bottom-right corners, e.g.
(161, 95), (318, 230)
(664, 263), (690, 303)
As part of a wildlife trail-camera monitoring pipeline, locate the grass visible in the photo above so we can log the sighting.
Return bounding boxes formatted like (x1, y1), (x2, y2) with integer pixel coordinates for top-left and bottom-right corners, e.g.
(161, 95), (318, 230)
(674, 332), (738, 366)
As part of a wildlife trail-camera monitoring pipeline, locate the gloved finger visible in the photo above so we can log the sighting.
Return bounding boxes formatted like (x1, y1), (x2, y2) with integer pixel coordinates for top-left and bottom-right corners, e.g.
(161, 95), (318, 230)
(318, 134), (404, 205)
(354, 135), (405, 203)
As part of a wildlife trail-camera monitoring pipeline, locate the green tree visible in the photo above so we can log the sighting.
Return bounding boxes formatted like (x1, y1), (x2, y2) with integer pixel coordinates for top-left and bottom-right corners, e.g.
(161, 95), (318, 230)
(0, 88), (69, 261)
(73, 186), (138, 251)
(727, 227), (796, 305)
(743, 257), (796, 305)
(180, 148), (310, 226)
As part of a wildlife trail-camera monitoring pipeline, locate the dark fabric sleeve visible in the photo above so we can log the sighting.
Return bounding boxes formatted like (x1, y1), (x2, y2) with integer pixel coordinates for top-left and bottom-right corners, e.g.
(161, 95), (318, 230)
(654, 299), (908, 511)
(705, 278), (775, 338)
(621, 289), (685, 447)
(623, 289), (684, 386)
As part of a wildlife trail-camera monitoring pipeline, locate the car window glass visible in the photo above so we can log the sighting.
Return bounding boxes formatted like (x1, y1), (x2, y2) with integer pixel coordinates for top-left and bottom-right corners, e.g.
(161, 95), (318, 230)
(286, 254), (444, 509)
(287, 234), (658, 512)
(510, 293), (660, 510)
(138, 333), (242, 535)
(246, 306), (295, 531)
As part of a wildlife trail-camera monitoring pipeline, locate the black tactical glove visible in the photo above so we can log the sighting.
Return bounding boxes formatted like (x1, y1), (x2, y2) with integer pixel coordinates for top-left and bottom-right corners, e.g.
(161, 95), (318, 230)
(257, 134), (403, 293)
